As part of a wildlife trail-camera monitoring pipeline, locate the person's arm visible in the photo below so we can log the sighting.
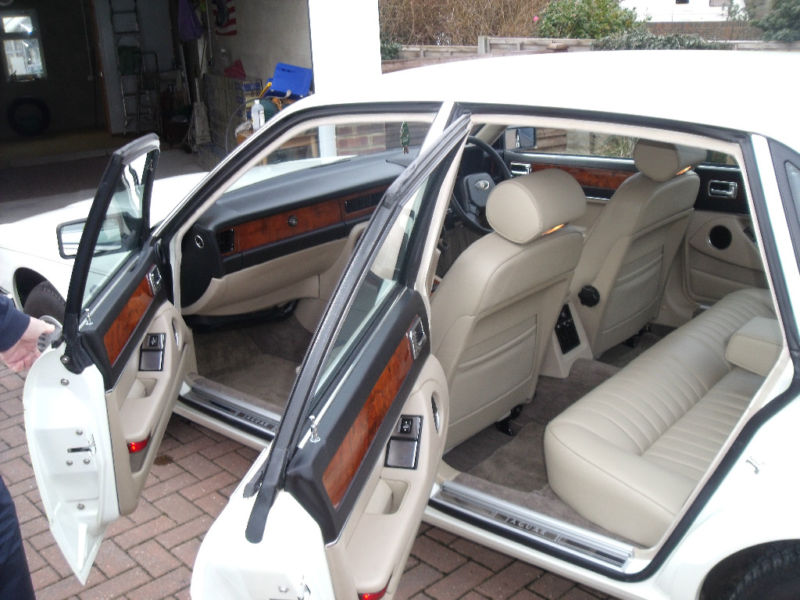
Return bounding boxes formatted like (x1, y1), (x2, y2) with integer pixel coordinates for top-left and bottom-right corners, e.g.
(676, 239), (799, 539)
(0, 297), (29, 352)
(0, 297), (54, 372)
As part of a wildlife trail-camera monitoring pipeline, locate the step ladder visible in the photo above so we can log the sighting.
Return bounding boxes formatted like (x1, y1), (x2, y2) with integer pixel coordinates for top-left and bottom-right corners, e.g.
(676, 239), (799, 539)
(111, 0), (160, 134)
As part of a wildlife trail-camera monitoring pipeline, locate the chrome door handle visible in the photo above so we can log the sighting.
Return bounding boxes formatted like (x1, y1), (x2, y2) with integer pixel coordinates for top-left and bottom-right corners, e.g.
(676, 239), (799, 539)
(407, 317), (427, 360)
(708, 179), (738, 199)
(510, 162), (532, 176)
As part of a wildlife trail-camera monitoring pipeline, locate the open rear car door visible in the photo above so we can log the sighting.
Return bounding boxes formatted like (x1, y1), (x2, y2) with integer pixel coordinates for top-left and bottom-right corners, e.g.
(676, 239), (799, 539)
(23, 134), (193, 582)
(192, 109), (470, 599)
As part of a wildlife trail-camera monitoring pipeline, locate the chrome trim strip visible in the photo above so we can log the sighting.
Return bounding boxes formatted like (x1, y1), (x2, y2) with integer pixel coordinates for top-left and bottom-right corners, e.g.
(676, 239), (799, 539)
(181, 377), (281, 439)
(435, 480), (634, 570)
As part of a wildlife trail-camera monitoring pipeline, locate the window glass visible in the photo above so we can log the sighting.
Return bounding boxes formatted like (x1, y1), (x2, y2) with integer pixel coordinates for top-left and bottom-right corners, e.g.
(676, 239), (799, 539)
(312, 181), (428, 400)
(82, 151), (155, 308)
(510, 128), (637, 159)
(1, 11), (45, 80)
(507, 127), (736, 165)
(2, 16), (33, 34)
(225, 119), (430, 194)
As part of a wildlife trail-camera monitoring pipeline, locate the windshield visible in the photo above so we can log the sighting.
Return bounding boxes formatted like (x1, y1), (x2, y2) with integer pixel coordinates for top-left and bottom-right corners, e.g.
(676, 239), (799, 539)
(220, 120), (431, 198)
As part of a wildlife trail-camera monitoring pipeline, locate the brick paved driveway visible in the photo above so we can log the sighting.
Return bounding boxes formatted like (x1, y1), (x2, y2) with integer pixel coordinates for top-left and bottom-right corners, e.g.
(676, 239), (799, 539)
(1, 364), (612, 600)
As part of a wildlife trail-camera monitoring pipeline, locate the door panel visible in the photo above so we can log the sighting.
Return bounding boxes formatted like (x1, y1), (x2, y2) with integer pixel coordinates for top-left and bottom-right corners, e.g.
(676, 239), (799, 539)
(503, 151), (635, 199)
(103, 274), (155, 365)
(682, 163), (766, 303)
(24, 354), (116, 584)
(284, 292), (432, 541)
(326, 355), (449, 598)
(193, 110), (470, 599)
(684, 210), (767, 303)
(106, 301), (193, 514)
(24, 135), (189, 582)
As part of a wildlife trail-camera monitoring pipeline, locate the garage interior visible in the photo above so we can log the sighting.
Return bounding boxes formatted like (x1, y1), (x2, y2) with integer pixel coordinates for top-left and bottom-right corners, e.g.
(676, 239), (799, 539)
(0, 0), (315, 170)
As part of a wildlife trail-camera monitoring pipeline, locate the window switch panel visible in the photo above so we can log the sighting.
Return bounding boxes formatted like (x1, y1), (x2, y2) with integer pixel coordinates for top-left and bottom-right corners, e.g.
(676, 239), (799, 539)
(385, 415), (422, 469)
(139, 333), (165, 371)
(142, 333), (165, 350)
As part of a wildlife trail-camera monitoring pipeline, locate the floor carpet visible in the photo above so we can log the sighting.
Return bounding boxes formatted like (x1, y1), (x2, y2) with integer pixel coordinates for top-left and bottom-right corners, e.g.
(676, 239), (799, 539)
(446, 358), (633, 541)
(194, 315), (311, 412)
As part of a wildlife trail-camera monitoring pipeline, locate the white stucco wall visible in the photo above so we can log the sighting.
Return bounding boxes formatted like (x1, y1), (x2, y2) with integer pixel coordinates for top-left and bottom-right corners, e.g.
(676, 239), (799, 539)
(620, 0), (744, 22)
(208, 0), (381, 94)
(307, 0), (381, 94)
(210, 0), (313, 86)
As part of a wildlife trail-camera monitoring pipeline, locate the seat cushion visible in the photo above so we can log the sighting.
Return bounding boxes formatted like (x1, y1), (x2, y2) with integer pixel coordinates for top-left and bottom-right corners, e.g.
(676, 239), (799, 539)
(544, 288), (775, 546)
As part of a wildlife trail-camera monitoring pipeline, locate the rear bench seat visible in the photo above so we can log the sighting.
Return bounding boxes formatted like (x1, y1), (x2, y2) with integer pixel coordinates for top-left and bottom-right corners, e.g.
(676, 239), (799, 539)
(544, 288), (779, 546)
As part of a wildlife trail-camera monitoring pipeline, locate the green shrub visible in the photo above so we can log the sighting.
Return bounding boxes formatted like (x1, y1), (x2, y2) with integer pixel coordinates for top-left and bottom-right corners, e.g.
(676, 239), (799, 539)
(536, 0), (638, 39)
(593, 29), (726, 49)
(754, 0), (800, 41)
(380, 39), (402, 60)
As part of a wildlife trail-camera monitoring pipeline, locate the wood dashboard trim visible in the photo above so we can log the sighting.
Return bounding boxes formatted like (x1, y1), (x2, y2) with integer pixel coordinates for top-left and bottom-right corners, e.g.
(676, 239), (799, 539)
(221, 186), (388, 256)
(103, 276), (154, 366)
(322, 330), (414, 508)
(229, 201), (342, 255)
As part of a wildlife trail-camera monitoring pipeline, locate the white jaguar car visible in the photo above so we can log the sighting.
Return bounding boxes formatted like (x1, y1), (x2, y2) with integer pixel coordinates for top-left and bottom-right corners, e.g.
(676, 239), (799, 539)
(14, 50), (800, 600)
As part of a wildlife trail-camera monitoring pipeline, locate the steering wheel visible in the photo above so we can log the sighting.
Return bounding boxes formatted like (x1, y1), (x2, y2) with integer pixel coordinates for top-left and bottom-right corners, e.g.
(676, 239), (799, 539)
(451, 136), (514, 234)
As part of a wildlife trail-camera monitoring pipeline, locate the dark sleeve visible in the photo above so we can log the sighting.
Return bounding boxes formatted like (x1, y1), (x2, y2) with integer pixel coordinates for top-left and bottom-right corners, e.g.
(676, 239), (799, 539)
(0, 297), (30, 352)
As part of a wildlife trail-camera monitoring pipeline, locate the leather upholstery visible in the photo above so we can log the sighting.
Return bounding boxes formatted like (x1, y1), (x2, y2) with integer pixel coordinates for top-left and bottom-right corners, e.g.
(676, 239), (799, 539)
(571, 140), (704, 357)
(433, 171), (586, 450)
(544, 288), (776, 546)
(486, 169), (587, 244)
(725, 316), (782, 377)
(634, 141), (707, 183)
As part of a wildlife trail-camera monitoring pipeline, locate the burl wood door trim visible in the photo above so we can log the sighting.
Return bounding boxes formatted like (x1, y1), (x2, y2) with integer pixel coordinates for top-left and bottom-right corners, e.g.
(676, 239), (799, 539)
(322, 330), (415, 508)
(531, 163), (633, 191)
(103, 276), (154, 366)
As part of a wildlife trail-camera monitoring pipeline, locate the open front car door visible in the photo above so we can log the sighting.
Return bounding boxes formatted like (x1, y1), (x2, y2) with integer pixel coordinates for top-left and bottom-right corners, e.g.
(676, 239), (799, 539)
(192, 109), (470, 599)
(23, 134), (193, 583)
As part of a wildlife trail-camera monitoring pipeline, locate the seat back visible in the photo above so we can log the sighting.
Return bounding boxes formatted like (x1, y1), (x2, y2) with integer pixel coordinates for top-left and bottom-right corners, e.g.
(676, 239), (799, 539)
(572, 141), (705, 357)
(432, 170), (586, 450)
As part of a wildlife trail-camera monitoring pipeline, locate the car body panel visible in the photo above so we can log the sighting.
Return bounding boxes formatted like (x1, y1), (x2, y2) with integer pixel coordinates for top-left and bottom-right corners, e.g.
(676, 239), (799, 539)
(272, 52), (800, 151)
(22, 138), (194, 583)
(13, 52), (800, 599)
(192, 109), (469, 599)
(23, 353), (117, 583)
(0, 170), (206, 307)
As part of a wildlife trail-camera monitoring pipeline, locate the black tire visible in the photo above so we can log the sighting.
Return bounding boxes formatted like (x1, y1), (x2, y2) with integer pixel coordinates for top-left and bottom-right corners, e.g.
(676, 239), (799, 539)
(23, 281), (65, 324)
(7, 97), (51, 137)
(727, 546), (800, 600)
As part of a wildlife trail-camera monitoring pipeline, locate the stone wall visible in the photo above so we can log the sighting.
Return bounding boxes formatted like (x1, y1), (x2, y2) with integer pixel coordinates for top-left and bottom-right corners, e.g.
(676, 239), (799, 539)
(382, 34), (799, 73)
(645, 21), (763, 39)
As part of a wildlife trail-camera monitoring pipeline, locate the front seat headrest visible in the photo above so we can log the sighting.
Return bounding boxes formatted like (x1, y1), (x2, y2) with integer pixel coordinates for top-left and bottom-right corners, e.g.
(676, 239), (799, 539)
(486, 169), (586, 245)
(634, 140), (706, 183)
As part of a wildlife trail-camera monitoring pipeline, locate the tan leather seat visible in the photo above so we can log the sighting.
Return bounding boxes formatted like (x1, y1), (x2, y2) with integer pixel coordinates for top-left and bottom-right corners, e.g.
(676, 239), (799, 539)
(432, 170), (586, 450)
(571, 140), (706, 357)
(545, 288), (777, 546)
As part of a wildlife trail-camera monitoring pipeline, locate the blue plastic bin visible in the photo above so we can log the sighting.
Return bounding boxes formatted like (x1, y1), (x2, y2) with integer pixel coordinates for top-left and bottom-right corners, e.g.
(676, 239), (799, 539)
(267, 63), (313, 99)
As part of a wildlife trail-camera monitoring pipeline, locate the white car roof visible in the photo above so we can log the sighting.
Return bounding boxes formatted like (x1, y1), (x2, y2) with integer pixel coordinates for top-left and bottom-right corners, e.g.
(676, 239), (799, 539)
(292, 51), (799, 151)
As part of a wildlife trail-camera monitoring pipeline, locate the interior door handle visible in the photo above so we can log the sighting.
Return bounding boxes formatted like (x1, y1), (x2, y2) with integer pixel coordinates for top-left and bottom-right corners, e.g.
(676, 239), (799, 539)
(510, 162), (532, 176)
(708, 180), (738, 199)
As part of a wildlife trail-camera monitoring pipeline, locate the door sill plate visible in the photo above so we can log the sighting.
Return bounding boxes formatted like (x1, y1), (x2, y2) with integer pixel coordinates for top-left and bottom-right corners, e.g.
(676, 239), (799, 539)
(179, 376), (281, 441)
(432, 480), (634, 570)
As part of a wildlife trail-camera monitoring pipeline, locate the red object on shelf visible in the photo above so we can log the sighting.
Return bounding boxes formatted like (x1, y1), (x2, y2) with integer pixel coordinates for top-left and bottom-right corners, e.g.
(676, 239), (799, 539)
(224, 59), (246, 80)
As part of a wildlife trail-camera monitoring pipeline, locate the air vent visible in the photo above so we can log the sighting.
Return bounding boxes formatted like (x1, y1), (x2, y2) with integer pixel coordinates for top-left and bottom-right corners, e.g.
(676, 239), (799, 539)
(344, 191), (383, 214)
(216, 229), (236, 254)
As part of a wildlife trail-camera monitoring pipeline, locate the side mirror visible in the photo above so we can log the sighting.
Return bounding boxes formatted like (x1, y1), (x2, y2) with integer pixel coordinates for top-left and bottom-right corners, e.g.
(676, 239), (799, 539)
(57, 215), (128, 259)
(504, 126), (537, 151)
